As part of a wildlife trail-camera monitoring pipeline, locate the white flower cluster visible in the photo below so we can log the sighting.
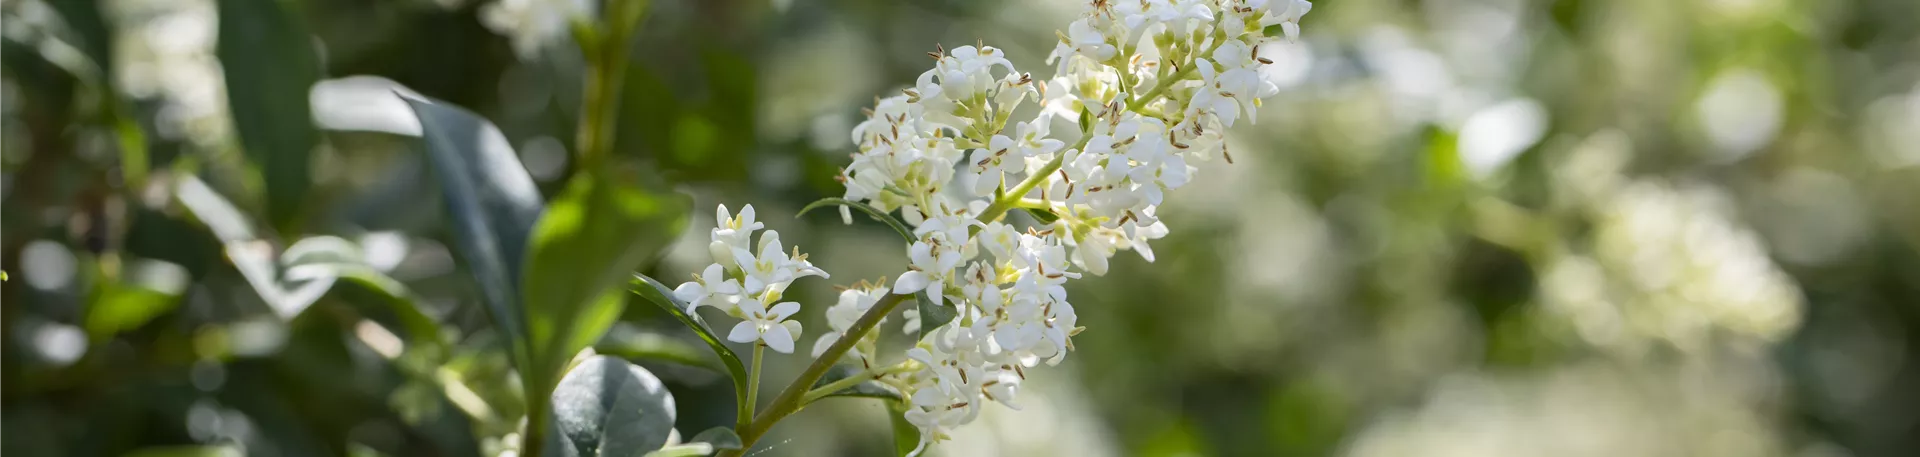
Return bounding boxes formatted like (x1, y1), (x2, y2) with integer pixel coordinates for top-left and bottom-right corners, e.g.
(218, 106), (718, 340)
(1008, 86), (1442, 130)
(673, 205), (830, 354)
(829, 0), (1313, 453)
(480, 0), (594, 58)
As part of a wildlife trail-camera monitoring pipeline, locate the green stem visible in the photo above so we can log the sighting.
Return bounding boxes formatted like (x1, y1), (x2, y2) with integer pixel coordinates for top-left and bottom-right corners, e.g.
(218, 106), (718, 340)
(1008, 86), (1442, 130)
(977, 133), (1092, 224)
(1127, 64), (1195, 112)
(746, 343), (765, 419)
(574, 0), (650, 171)
(800, 363), (915, 405)
(724, 293), (912, 456)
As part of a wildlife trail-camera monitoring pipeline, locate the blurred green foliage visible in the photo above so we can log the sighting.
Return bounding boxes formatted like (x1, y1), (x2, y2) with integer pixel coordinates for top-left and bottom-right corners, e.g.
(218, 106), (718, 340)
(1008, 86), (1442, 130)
(5, 0), (1920, 456)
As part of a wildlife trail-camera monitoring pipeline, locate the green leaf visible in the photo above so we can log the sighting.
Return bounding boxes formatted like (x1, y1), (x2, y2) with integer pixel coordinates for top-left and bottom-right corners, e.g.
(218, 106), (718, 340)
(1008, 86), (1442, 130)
(594, 324), (716, 370)
(280, 237), (442, 345)
(216, 0), (321, 232)
(544, 356), (678, 457)
(810, 365), (905, 402)
(630, 274), (750, 406)
(402, 95), (544, 348)
(688, 427), (743, 451)
(889, 400), (921, 456)
(310, 76), (424, 136)
(1021, 207), (1061, 224)
(123, 445), (243, 457)
(173, 176), (334, 319)
(520, 171), (689, 395)
(85, 258), (189, 340)
(798, 197), (915, 243)
(917, 292), (956, 332)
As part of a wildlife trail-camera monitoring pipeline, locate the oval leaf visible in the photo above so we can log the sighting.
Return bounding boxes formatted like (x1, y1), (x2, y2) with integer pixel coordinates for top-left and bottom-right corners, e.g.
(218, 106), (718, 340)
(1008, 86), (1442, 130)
(402, 95), (544, 347)
(546, 356), (678, 457)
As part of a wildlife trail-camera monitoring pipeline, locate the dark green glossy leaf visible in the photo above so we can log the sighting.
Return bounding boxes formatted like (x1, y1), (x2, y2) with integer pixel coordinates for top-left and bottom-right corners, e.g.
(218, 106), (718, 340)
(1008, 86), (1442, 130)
(520, 171), (688, 397)
(545, 356), (678, 457)
(217, 0), (321, 231)
(402, 95), (544, 347)
(630, 274), (750, 402)
(688, 427), (743, 451)
(917, 292), (956, 333)
(810, 365), (905, 402)
(798, 197), (915, 243)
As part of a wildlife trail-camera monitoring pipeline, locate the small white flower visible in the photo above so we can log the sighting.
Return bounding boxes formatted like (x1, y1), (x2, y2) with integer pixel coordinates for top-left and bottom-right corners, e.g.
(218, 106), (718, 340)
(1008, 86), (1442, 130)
(731, 231), (828, 295)
(1066, 19), (1117, 62)
(813, 287), (886, 357)
(1278, 0), (1314, 42)
(673, 263), (743, 313)
(966, 135), (1023, 196)
(713, 204), (763, 249)
(726, 299), (804, 353)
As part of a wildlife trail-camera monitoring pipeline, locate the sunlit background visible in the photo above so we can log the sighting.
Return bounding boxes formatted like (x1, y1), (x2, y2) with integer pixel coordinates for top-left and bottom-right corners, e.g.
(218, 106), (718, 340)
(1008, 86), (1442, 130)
(5, 0), (1920, 455)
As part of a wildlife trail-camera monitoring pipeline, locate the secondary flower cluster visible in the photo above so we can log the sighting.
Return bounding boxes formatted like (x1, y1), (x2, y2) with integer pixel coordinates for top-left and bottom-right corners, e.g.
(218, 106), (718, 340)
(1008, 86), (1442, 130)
(675, 0), (1311, 454)
(672, 205), (830, 354)
(836, 0), (1313, 453)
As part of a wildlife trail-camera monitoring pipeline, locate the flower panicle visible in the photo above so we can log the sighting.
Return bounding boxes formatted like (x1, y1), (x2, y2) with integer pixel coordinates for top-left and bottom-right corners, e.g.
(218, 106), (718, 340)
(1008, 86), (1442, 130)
(675, 0), (1314, 453)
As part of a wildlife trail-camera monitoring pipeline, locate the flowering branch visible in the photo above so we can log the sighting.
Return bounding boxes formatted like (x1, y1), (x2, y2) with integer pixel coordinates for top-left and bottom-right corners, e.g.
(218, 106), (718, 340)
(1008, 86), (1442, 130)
(671, 1), (1317, 456)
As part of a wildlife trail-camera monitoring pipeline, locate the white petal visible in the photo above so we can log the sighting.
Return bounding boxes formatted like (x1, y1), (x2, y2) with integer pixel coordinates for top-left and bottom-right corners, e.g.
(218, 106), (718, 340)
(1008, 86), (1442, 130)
(812, 334), (840, 357)
(894, 271), (931, 294)
(758, 231), (783, 259)
(739, 204), (758, 228)
(735, 298), (767, 316)
(673, 282), (705, 304)
(727, 321), (759, 344)
(763, 323), (795, 353)
(716, 204), (733, 227)
(768, 301), (801, 320)
(783, 320), (804, 339)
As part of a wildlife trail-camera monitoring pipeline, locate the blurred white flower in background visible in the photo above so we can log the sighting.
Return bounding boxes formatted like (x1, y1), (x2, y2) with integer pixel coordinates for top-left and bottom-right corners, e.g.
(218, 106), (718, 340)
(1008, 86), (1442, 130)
(107, 0), (231, 147)
(1345, 362), (1789, 457)
(480, 0), (594, 59)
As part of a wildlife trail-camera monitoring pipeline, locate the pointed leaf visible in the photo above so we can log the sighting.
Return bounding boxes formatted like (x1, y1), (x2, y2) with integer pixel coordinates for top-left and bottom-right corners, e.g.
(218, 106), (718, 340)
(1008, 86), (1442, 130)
(798, 198), (914, 243)
(216, 0), (321, 231)
(546, 356), (678, 457)
(402, 95), (544, 347)
(810, 365), (904, 402)
(630, 274), (749, 402)
(520, 171), (689, 396)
